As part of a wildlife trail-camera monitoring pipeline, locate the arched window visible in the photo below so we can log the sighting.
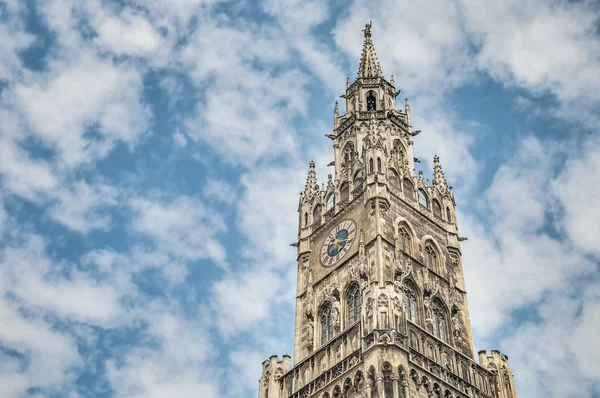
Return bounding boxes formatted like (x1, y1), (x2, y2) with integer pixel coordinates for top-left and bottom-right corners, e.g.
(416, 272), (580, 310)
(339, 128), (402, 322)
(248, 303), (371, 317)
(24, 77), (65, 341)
(304, 212), (308, 227)
(340, 182), (350, 203)
(403, 281), (417, 322)
(326, 194), (334, 211)
(343, 142), (355, 165)
(387, 169), (400, 190)
(397, 225), (411, 255)
(424, 244), (438, 273)
(392, 140), (404, 166)
(403, 179), (415, 201)
(313, 205), (322, 225)
(432, 300), (446, 341)
(367, 92), (376, 111)
(446, 207), (452, 222)
(321, 303), (334, 345)
(418, 189), (429, 208)
(377, 158), (382, 173)
(383, 372), (394, 398)
(347, 284), (361, 325)
(332, 386), (342, 398)
(354, 171), (363, 188)
(369, 158), (374, 173)
(433, 200), (442, 218)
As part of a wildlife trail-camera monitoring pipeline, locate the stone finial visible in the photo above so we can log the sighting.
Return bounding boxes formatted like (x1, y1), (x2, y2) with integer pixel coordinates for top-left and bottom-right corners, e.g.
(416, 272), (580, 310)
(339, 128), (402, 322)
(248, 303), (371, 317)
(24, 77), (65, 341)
(304, 161), (318, 198)
(432, 155), (448, 192)
(357, 22), (383, 78)
(405, 98), (412, 129)
(334, 101), (339, 116)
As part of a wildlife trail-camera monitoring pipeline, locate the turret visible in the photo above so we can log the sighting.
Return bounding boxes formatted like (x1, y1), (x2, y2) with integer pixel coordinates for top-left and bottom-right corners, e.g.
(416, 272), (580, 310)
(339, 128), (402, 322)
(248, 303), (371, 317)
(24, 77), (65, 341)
(258, 355), (292, 398)
(478, 350), (518, 398)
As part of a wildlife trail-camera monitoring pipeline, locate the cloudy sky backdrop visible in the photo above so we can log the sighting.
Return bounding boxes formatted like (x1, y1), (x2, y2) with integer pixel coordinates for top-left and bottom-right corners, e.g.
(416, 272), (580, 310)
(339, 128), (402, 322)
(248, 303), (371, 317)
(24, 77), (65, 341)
(0, 0), (599, 397)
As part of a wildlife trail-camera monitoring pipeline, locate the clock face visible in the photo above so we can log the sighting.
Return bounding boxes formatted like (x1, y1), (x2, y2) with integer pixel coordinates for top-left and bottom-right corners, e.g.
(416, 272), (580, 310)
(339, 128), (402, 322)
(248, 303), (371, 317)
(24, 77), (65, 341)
(320, 219), (357, 267)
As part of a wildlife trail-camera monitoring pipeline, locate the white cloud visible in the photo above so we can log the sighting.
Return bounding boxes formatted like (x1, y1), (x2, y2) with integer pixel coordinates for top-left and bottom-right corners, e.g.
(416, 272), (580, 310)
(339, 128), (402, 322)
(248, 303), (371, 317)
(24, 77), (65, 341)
(462, 137), (596, 337)
(203, 179), (238, 205)
(106, 309), (220, 398)
(130, 195), (228, 267)
(15, 54), (149, 168)
(551, 136), (600, 257)
(48, 181), (119, 233)
(94, 11), (165, 57)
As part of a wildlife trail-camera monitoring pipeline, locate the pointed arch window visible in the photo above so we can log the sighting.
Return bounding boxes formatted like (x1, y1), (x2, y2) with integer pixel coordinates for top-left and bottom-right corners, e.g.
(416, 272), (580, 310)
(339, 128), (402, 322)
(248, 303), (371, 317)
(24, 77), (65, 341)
(377, 158), (382, 173)
(340, 182), (350, 203)
(398, 226), (412, 255)
(304, 212), (308, 227)
(392, 140), (405, 166)
(367, 92), (376, 111)
(313, 205), (322, 226)
(347, 283), (361, 325)
(321, 303), (334, 345)
(403, 282), (417, 322)
(387, 169), (400, 190)
(343, 142), (355, 166)
(433, 200), (442, 218)
(326, 194), (334, 211)
(424, 244), (438, 273)
(403, 179), (415, 201)
(418, 189), (429, 208)
(432, 300), (447, 341)
(369, 158), (374, 173)
(446, 207), (452, 222)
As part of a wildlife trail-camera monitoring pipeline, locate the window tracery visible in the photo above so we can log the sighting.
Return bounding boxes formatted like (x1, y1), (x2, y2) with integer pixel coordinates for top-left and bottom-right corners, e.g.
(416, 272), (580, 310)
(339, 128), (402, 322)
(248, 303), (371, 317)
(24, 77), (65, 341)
(433, 200), (442, 218)
(326, 194), (334, 211)
(388, 169), (400, 190)
(347, 283), (361, 325)
(367, 92), (376, 111)
(320, 303), (334, 345)
(432, 299), (447, 341)
(340, 183), (350, 203)
(397, 225), (412, 255)
(424, 244), (438, 273)
(402, 281), (417, 322)
(418, 189), (429, 208)
(403, 179), (415, 201)
(313, 205), (322, 225)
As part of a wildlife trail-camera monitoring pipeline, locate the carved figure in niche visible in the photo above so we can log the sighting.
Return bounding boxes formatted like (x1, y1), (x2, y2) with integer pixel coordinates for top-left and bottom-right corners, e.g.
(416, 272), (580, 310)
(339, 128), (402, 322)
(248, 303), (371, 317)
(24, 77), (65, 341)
(351, 334), (358, 351)
(424, 295), (433, 326)
(306, 318), (314, 347)
(451, 307), (463, 341)
(305, 272), (314, 318)
(332, 299), (341, 331)
(365, 297), (374, 333)
(358, 231), (371, 284)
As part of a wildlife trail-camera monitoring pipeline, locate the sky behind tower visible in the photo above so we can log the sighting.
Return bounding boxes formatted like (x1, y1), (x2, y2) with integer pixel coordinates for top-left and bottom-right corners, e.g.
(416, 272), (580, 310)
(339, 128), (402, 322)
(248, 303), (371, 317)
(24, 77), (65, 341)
(0, 0), (599, 397)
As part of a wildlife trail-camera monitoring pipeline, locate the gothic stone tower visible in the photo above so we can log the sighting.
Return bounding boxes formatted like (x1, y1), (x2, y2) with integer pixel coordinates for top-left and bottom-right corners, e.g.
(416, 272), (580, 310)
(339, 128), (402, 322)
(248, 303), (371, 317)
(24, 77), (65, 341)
(258, 23), (518, 398)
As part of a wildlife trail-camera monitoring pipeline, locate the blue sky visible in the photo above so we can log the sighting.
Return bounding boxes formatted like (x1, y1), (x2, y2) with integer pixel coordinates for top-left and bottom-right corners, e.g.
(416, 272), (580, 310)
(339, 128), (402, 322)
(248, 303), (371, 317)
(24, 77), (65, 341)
(0, 0), (599, 397)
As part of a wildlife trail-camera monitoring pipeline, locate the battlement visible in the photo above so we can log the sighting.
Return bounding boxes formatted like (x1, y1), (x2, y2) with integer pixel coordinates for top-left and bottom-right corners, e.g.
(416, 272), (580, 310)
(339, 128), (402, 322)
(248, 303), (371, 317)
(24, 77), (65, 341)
(262, 354), (292, 371)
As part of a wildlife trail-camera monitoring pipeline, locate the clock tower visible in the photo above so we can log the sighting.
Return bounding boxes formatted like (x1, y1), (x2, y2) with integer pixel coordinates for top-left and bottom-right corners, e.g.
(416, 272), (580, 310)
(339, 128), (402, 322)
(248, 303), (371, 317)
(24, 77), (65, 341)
(258, 23), (518, 398)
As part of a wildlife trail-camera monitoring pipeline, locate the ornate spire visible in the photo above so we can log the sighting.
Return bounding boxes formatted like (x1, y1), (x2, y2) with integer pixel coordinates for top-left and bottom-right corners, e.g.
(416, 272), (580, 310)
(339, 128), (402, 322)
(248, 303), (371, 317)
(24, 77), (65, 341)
(304, 161), (318, 198)
(404, 98), (411, 128)
(357, 22), (383, 78)
(433, 155), (448, 191)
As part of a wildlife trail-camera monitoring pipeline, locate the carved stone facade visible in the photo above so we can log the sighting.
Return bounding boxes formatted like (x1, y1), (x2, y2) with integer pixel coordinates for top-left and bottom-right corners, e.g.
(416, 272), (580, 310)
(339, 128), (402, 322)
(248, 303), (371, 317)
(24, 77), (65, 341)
(258, 23), (517, 398)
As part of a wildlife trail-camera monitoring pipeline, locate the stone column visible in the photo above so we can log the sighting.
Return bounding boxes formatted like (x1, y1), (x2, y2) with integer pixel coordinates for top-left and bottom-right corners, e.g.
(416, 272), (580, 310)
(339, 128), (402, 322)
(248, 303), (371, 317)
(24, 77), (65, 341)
(366, 379), (373, 398)
(401, 378), (410, 398)
(391, 373), (400, 398)
(376, 373), (384, 398)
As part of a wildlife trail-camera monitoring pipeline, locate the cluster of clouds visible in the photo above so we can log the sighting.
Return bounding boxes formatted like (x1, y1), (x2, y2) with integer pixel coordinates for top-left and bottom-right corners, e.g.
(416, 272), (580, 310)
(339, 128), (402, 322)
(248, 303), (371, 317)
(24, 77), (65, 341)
(0, 0), (598, 397)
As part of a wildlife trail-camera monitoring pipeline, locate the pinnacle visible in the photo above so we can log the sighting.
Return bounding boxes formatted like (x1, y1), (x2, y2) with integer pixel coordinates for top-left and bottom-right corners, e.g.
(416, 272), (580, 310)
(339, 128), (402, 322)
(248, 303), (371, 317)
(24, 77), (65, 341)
(304, 161), (318, 197)
(433, 155), (448, 191)
(357, 22), (383, 79)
